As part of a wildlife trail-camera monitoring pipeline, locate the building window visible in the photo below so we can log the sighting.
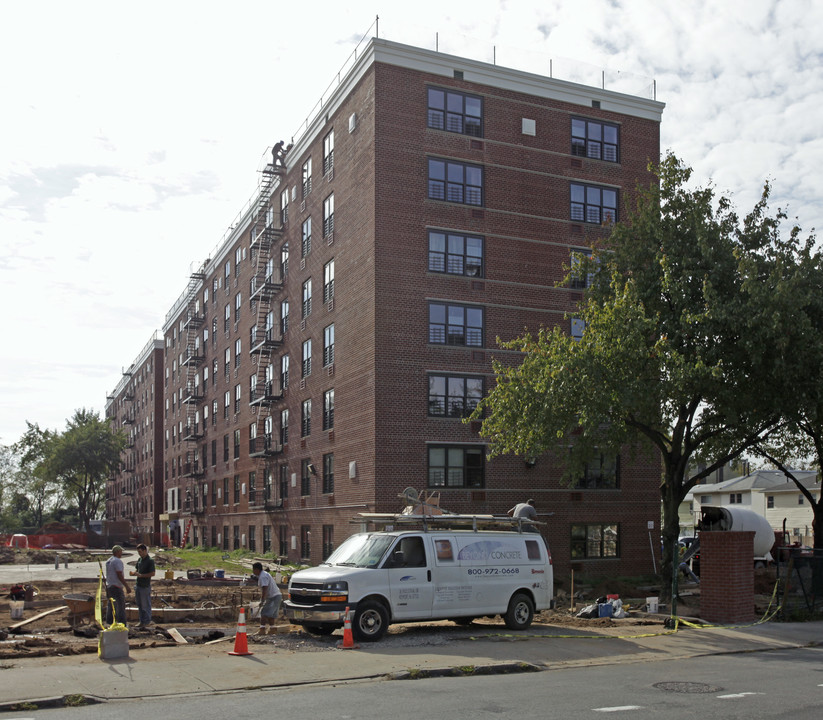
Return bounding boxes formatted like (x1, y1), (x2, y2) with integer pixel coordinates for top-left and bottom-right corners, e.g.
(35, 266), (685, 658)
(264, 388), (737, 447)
(211, 440), (217, 467)
(235, 292), (242, 322)
(428, 446), (484, 488)
(427, 87), (482, 136)
(322, 452), (334, 494)
(280, 408), (289, 446)
(428, 158), (483, 205)
(223, 435), (229, 462)
(301, 525), (311, 559)
(233, 429), (240, 459)
(279, 464), (289, 500)
(301, 399), (312, 437)
(574, 454), (619, 489)
(281, 242), (289, 279)
(302, 157), (312, 198)
(302, 278), (312, 319)
(280, 189), (289, 226)
(280, 354), (290, 392)
(224, 303), (230, 333)
(233, 524), (240, 550)
(323, 388), (334, 430)
(234, 383), (242, 413)
(263, 525), (272, 553)
(428, 230), (483, 277)
(570, 249), (594, 289)
(323, 259), (334, 303)
(571, 183), (617, 225)
(211, 479), (217, 506)
(730, 493), (743, 504)
(211, 525), (217, 547)
(279, 525), (288, 557)
(428, 374), (483, 417)
(280, 300), (289, 336)
(767, 495), (774, 509)
(223, 477), (229, 504)
(301, 459), (312, 496)
(571, 523), (619, 559)
(302, 339), (312, 378)
(263, 468), (273, 501)
(248, 525), (256, 552)
(234, 475), (241, 504)
(224, 390), (230, 419)
(323, 324), (334, 366)
(222, 525), (229, 551)
(322, 524), (334, 560)
(571, 117), (619, 162)
(323, 193), (334, 237)
(798, 494), (804, 505)
(248, 471), (256, 505)
(301, 217), (312, 258)
(322, 130), (334, 176)
(429, 302), (484, 346)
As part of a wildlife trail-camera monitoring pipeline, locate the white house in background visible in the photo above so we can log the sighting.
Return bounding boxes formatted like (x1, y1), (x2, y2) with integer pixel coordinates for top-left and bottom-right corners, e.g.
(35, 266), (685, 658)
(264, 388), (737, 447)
(682, 470), (820, 544)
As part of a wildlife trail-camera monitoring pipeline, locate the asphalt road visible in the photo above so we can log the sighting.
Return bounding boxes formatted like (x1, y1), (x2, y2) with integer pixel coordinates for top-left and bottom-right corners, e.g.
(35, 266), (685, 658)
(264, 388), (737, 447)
(19, 644), (823, 719)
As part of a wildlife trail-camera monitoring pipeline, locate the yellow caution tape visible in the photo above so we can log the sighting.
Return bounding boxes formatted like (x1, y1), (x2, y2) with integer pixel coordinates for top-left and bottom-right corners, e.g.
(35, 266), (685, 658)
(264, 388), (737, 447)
(95, 559), (104, 629)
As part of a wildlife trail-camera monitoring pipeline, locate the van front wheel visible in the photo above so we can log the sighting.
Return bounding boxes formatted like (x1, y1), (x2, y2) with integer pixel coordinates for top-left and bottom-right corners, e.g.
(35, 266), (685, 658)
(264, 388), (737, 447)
(353, 601), (389, 642)
(504, 592), (534, 630)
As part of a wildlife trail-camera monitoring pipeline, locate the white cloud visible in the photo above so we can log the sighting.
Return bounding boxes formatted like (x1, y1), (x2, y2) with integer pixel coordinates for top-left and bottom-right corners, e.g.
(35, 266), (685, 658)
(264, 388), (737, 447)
(1, 0), (822, 440)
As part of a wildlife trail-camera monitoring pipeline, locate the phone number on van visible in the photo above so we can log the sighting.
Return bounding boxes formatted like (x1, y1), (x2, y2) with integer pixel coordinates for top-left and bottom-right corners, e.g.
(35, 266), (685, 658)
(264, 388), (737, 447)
(467, 567), (520, 576)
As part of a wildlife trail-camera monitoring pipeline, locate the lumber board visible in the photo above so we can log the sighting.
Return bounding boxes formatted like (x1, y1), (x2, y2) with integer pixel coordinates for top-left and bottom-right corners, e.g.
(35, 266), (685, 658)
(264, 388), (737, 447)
(9, 605), (68, 629)
(167, 627), (188, 644)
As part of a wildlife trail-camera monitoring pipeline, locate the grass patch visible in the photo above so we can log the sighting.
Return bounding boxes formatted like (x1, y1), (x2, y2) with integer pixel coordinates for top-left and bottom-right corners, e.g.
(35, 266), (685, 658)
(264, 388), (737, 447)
(151, 547), (303, 576)
(64, 694), (88, 707)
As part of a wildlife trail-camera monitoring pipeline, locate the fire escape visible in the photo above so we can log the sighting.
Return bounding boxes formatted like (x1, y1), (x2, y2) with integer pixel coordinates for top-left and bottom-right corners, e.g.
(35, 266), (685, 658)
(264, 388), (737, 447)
(248, 153), (286, 511)
(181, 263), (208, 516)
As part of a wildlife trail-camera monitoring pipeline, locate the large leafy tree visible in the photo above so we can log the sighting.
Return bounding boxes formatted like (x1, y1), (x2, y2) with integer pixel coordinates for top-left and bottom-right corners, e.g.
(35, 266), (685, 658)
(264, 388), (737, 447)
(12, 422), (59, 529)
(472, 153), (807, 591)
(41, 409), (126, 531)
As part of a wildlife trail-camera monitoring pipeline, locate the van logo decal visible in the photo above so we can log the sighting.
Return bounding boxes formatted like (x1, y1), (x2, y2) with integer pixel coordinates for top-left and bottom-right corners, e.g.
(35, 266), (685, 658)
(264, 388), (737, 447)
(458, 541), (523, 562)
(531, 569), (544, 574)
(400, 575), (415, 582)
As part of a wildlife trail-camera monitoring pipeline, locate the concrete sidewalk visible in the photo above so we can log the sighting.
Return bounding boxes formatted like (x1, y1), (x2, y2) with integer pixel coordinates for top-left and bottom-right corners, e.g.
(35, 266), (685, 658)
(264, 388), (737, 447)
(1, 619), (820, 709)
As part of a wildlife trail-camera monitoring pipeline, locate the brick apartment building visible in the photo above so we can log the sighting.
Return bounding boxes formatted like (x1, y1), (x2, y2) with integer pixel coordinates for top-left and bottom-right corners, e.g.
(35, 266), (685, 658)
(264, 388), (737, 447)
(104, 334), (165, 539)
(107, 38), (664, 578)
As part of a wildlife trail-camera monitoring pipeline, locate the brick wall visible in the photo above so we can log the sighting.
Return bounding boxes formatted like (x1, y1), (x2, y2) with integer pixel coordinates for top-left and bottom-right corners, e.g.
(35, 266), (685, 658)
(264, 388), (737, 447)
(699, 531), (756, 624)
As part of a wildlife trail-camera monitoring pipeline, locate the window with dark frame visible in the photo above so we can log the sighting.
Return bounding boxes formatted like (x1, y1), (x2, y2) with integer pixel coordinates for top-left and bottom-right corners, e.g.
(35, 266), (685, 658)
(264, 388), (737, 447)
(302, 339), (312, 378)
(301, 398), (311, 437)
(322, 130), (334, 176)
(571, 523), (619, 559)
(571, 117), (619, 162)
(427, 87), (483, 137)
(428, 446), (485, 488)
(428, 158), (483, 206)
(301, 459), (311, 496)
(301, 217), (311, 258)
(279, 463), (289, 500)
(302, 157), (312, 198)
(280, 408), (289, 446)
(429, 302), (484, 347)
(322, 452), (334, 494)
(323, 388), (334, 430)
(301, 524), (311, 559)
(571, 182), (617, 225)
(323, 193), (334, 237)
(323, 259), (335, 303)
(428, 230), (484, 277)
(573, 454), (620, 489)
(302, 278), (312, 319)
(322, 524), (334, 560)
(323, 324), (334, 366)
(428, 374), (483, 417)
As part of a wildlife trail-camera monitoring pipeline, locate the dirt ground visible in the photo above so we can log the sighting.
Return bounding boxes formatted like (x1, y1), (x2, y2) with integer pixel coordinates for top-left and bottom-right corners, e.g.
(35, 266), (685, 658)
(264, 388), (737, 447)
(0, 551), (778, 660)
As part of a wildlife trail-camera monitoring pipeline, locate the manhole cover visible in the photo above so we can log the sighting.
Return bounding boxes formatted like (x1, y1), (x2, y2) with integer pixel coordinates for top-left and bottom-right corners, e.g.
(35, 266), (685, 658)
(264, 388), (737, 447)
(654, 682), (723, 694)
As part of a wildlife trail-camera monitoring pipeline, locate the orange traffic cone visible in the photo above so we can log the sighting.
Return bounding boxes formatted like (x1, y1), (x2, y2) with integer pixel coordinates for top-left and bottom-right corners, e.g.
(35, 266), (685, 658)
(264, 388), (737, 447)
(337, 606), (360, 649)
(229, 607), (253, 656)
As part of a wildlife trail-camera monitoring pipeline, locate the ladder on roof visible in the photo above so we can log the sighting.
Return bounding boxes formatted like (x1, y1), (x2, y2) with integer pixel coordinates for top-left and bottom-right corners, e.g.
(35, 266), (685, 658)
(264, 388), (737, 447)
(353, 512), (545, 533)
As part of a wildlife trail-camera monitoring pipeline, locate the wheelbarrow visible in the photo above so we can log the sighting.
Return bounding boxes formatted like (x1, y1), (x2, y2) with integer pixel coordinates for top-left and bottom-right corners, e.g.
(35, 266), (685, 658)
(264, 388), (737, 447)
(63, 593), (95, 627)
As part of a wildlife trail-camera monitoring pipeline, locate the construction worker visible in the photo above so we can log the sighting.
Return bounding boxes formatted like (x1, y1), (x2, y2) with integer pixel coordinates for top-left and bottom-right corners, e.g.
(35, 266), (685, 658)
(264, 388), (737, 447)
(251, 562), (282, 635)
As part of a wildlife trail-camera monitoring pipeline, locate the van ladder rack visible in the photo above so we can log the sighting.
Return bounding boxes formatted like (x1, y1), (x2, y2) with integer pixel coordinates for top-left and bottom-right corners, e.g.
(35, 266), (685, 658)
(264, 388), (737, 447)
(352, 512), (545, 533)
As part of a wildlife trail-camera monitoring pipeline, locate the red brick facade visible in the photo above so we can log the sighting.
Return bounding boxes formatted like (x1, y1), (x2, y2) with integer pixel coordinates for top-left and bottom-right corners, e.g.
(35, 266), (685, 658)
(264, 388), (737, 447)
(107, 39), (664, 580)
(699, 531), (756, 623)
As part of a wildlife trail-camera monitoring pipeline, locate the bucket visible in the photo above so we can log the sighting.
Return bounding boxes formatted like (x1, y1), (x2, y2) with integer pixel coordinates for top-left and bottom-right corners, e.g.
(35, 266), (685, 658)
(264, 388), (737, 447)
(215, 569), (225, 579)
(646, 596), (659, 613)
(10, 600), (24, 620)
(164, 570), (174, 580)
(598, 602), (613, 618)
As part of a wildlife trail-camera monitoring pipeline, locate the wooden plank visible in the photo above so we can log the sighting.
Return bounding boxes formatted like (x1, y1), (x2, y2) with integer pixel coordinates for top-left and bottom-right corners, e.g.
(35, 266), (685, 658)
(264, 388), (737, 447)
(9, 605), (68, 629)
(167, 627), (188, 644)
(203, 635), (234, 645)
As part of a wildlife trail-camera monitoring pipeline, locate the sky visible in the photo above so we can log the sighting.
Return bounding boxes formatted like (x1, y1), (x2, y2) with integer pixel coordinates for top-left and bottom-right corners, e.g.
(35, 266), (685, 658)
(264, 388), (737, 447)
(1, 0), (822, 445)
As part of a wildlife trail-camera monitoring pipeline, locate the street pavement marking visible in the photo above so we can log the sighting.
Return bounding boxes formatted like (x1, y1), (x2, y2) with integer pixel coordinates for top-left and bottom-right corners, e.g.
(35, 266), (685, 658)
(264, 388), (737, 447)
(717, 692), (762, 699)
(593, 706), (645, 712)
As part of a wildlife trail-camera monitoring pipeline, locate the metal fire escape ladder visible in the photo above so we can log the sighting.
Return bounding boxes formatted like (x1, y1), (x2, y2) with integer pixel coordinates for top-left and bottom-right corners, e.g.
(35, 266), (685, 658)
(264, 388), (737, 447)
(181, 262), (207, 512)
(249, 157), (285, 476)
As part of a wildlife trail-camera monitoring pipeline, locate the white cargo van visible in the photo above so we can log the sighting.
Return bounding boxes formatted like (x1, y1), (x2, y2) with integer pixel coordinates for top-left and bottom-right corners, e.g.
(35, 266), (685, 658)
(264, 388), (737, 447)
(283, 516), (553, 641)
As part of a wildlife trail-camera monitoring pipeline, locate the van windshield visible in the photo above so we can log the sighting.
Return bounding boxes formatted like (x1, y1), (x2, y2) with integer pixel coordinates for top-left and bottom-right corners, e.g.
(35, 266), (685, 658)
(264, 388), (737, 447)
(324, 534), (395, 568)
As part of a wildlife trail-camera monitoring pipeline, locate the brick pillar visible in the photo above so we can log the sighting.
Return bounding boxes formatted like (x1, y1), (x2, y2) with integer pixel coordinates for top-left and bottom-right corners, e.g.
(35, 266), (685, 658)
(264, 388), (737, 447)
(699, 531), (755, 624)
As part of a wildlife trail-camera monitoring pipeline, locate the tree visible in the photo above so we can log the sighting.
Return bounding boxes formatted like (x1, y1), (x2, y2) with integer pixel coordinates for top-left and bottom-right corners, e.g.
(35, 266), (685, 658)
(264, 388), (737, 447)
(13, 422), (59, 529)
(471, 154), (805, 592)
(41, 409), (126, 531)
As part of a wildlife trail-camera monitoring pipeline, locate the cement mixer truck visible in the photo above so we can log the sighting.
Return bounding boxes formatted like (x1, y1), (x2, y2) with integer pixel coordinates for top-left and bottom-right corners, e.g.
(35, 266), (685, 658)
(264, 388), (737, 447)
(692, 506), (778, 569)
